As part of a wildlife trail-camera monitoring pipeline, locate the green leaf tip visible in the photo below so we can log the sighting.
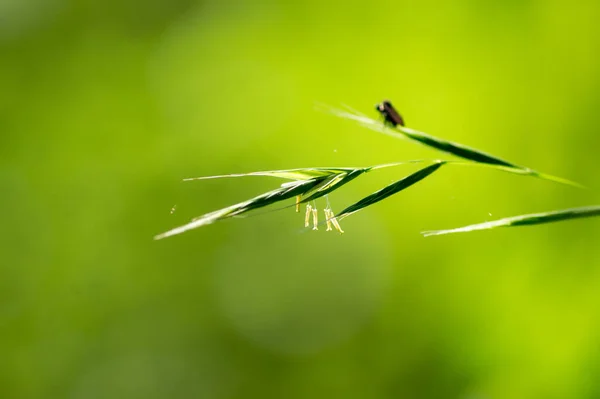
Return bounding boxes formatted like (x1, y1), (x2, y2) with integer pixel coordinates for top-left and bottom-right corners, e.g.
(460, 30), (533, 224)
(336, 161), (445, 219)
(422, 205), (600, 237)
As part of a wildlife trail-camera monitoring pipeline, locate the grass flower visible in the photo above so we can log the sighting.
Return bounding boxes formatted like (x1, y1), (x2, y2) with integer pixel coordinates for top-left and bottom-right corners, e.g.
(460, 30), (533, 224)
(154, 102), (587, 240)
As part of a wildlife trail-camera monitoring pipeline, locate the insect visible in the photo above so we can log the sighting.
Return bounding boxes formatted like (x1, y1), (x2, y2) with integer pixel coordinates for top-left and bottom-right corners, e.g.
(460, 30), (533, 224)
(375, 100), (405, 127)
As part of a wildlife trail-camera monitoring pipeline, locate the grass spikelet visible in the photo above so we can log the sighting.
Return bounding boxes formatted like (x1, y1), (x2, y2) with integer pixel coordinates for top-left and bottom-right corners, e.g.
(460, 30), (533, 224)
(155, 161), (434, 239)
(422, 205), (600, 237)
(154, 176), (330, 240)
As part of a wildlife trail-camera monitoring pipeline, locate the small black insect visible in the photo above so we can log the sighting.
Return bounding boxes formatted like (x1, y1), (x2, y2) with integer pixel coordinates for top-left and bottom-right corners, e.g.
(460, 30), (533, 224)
(375, 100), (405, 127)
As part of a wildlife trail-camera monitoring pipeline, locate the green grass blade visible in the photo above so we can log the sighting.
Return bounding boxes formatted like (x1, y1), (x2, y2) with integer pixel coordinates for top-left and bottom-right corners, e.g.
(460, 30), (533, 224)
(395, 126), (514, 167)
(336, 162), (445, 219)
(527, 171), (586, 189)
(327, 106), (580, 187)
(422, 205), (600, 237)
(327, 107), (515, 166)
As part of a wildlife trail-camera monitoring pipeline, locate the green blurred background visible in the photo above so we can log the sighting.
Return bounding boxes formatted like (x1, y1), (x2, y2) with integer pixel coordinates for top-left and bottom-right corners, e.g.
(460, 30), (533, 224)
(2, 0), (600, 398)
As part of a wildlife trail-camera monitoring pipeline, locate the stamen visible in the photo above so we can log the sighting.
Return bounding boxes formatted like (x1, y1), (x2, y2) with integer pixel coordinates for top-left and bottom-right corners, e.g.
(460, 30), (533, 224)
(295, 195), (301, 213)
(328, 209), (344, 234)
(324, 208), (333, 231)
(331, 217), (344, 233)
(304, 204), (312, 227)
(312, 207), (318, 230)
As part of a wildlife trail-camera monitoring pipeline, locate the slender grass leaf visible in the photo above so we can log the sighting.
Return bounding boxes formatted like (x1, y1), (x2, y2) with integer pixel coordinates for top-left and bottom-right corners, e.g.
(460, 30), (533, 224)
(327, 107), (515, 165)
(327, 106), (581, 187)
(336, 162), (445, 219)
(422, 205), (600, 237)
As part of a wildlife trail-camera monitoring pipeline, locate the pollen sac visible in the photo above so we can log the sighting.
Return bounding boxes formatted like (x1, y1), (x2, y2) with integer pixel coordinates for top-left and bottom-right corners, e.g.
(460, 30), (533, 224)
(331, 216), (344, 234)
(312, 208), (319, 230)
(304, 204), (312, 228)
(295, 196), (301, 213)
(326, 209), (344, 234)
(324, 209), (333, 231)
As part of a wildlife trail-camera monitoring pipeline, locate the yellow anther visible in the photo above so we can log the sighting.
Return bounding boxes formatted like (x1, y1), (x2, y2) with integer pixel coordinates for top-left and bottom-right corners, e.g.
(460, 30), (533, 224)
(304, 204), (312, 227)
(331, 217), (344, 233)
(312, 207), (318, 230)
(328, 210), (344, 234)
(295, 196), (301, 213)
(324, 208), (333, 231)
